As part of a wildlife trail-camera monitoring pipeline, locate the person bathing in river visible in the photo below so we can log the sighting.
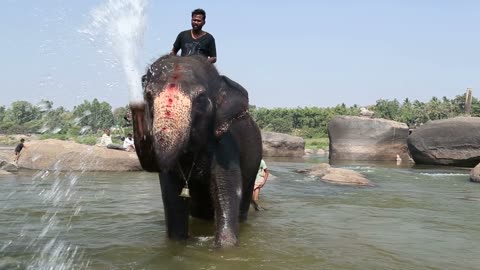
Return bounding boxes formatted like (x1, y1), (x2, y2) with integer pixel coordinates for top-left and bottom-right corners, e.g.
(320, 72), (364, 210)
(252, 159), (269, 211)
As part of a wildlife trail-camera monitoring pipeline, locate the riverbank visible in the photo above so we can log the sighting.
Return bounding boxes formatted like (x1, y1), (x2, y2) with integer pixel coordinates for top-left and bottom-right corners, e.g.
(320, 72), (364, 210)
(1, 139), (141, 172)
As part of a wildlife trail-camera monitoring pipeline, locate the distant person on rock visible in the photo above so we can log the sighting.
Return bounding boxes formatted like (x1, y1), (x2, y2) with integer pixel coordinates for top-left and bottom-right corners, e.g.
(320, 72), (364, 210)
(97, 129), (112, 147)
(13, 138), (26, 165)
(170, 8), (217, 64)
(123, 133), (135, 152)
(252, 159), (269, 211)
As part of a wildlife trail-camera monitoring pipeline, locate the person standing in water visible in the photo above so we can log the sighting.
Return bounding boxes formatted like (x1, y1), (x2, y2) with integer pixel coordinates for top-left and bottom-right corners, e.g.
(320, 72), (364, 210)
(170, 8), (217, 64)
(252, 159), (269, 211)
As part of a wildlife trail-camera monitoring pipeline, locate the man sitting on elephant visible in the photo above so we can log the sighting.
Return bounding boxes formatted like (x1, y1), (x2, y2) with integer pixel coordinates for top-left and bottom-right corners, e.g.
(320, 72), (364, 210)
(170, 8), (217, 64)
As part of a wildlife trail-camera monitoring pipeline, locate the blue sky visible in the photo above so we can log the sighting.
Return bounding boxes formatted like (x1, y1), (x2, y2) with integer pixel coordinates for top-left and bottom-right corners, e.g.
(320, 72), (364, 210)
(1, 0), (479, 110)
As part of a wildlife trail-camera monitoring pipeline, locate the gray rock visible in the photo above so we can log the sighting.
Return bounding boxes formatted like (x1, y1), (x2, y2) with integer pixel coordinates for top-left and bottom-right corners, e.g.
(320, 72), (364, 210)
(304, 148), (315, 155)
(328, 116), (410, 161)
(470, 163), (480, 183)
(297, 163), (371, 186)
(304, 148), (327, 156)
(0, 169), (12, 175)
(407, 117), (480, 167)
(15, 139), (142, 171)
(262, 131), (305, 157)
(0, 160), (18, 172)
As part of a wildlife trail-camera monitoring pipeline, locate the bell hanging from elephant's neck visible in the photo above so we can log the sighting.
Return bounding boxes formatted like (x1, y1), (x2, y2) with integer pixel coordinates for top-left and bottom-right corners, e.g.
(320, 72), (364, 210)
(180, 185), (190, 198)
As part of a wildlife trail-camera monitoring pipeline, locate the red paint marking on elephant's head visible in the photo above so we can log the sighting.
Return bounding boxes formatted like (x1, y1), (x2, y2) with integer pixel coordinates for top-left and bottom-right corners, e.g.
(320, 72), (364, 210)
(172, 63), (182, 81)
(152, 79), (192, 153)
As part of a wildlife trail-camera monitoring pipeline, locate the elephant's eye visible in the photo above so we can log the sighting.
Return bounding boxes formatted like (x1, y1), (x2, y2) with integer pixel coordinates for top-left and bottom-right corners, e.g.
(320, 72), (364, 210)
(194, 94), (211, 112)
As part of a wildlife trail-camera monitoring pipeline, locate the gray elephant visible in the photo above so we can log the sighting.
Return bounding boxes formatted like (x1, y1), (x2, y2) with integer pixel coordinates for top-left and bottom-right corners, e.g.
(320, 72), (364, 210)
(130, 55), (262, 248)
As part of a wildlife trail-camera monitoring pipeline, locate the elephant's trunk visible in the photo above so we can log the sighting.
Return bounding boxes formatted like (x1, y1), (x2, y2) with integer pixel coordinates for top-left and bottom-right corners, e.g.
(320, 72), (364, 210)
(152, 83), (192, 168)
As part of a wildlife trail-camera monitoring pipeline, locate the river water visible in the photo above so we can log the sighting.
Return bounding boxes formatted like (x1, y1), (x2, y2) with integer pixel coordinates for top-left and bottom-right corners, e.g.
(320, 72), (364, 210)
(1, 157), (480, 270)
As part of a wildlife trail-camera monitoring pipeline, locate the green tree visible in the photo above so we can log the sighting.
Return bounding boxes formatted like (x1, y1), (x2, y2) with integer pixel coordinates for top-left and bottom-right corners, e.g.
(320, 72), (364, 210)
(372, 99), (400, 120)
(0, 106), (5, 123)
(72, 99), (114, 133)
(395, 98), (416, 127)
(1, 101), (42, 133)
(40, 106), (73, 134)
(113, 105), (131, 127)
(3, 101), (40, 125)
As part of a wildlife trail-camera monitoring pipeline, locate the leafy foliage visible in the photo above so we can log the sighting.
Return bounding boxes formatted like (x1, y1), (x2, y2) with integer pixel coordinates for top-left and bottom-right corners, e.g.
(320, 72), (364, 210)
(0, 92), (478, 147)
(72, 99), (115, 132)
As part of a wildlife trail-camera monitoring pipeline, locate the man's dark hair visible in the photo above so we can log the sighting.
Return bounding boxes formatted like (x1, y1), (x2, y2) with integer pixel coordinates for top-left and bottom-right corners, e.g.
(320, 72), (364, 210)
(20, 139), (25, 143)
(191, 8), (206, 20)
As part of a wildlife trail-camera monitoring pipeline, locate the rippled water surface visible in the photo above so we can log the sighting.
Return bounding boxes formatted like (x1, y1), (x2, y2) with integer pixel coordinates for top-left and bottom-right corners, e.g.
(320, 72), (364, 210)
(1, 157), (480, 270)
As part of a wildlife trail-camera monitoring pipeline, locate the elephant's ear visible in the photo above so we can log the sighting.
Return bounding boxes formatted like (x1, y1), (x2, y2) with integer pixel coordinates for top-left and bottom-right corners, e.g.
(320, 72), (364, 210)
(214, 75), (250, 138)
(130, 102), (159, 172)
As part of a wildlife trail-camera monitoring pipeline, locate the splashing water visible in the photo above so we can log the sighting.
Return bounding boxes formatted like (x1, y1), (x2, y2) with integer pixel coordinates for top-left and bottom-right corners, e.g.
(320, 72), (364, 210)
(80, 0), (148, 104)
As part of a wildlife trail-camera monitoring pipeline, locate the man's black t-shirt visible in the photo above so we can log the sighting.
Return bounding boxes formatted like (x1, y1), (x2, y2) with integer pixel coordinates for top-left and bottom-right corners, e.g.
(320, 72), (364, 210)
(173, 30), (216, 58)
(15, 143), (24, 153)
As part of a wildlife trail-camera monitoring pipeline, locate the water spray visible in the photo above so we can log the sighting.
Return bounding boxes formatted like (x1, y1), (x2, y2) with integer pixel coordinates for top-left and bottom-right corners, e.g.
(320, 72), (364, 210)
(80, 0), (148, 105)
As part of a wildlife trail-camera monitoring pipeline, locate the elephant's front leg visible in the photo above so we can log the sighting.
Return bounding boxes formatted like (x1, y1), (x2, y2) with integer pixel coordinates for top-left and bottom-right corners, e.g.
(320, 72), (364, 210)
(211, 137), (243, 248)
(159, 172), (190, 240)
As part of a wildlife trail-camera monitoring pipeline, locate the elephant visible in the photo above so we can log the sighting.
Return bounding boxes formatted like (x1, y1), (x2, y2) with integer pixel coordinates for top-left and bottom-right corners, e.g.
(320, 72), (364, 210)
(130, 54), (263, 248)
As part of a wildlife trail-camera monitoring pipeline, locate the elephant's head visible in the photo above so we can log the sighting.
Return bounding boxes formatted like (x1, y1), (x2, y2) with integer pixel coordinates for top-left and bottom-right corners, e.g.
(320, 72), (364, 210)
(130, 55), (249, 171)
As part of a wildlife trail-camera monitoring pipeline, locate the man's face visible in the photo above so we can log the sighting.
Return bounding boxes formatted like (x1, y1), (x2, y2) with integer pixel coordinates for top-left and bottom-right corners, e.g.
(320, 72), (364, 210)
(191, 14), (205, 31)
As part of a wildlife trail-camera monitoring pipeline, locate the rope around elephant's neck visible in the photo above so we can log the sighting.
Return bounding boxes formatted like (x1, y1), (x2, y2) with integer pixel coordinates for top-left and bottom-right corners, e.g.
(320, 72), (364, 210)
(177, 154), (197, 198)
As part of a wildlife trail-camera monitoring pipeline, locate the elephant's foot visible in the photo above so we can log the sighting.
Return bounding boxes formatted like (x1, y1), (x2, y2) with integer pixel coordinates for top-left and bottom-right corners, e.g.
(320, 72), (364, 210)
(167, 230), (189, 240)
(214, 229), (238, 248)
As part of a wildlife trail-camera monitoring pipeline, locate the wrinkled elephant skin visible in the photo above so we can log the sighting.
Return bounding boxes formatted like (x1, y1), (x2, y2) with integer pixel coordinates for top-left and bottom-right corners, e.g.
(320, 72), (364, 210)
(131, 55), (262, 248)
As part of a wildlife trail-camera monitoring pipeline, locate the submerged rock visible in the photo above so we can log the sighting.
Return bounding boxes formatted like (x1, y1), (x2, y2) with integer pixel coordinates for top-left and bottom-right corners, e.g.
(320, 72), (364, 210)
(297, 163), (371, 186)
(0, 159), (17, 172)
(0, 169), (12, 175)
(15, 139), (141, 171)
(471, 163), (480, 183)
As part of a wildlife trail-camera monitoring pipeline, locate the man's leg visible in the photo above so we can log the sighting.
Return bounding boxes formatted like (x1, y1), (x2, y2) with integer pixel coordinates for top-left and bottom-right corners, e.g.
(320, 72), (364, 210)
(251, 188), (263, 211)
(252, 188), (260, 201)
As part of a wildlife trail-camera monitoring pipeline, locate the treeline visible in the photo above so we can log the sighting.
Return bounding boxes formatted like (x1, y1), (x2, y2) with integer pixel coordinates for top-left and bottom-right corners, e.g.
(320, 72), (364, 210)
(0, 99), (130, 135)
(251, 93), (479, 138)
(0, 93), (478, 138)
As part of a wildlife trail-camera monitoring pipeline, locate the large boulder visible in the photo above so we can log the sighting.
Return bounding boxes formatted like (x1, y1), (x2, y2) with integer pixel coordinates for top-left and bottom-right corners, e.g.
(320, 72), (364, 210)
(328, 116), (410, 161)
(297, 163), (371, 186)
(262, 131), (305, 157)
(16, 139), (142, 171)
(407, 117), (480, 167)
(471, 163), (480, 183)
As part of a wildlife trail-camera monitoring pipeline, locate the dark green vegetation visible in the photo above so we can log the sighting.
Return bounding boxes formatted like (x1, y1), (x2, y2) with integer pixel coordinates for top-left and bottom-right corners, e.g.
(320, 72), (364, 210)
(0, 93), (478, 147)
(251, 93), (479, 138)
(0, 99), (131, 145)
